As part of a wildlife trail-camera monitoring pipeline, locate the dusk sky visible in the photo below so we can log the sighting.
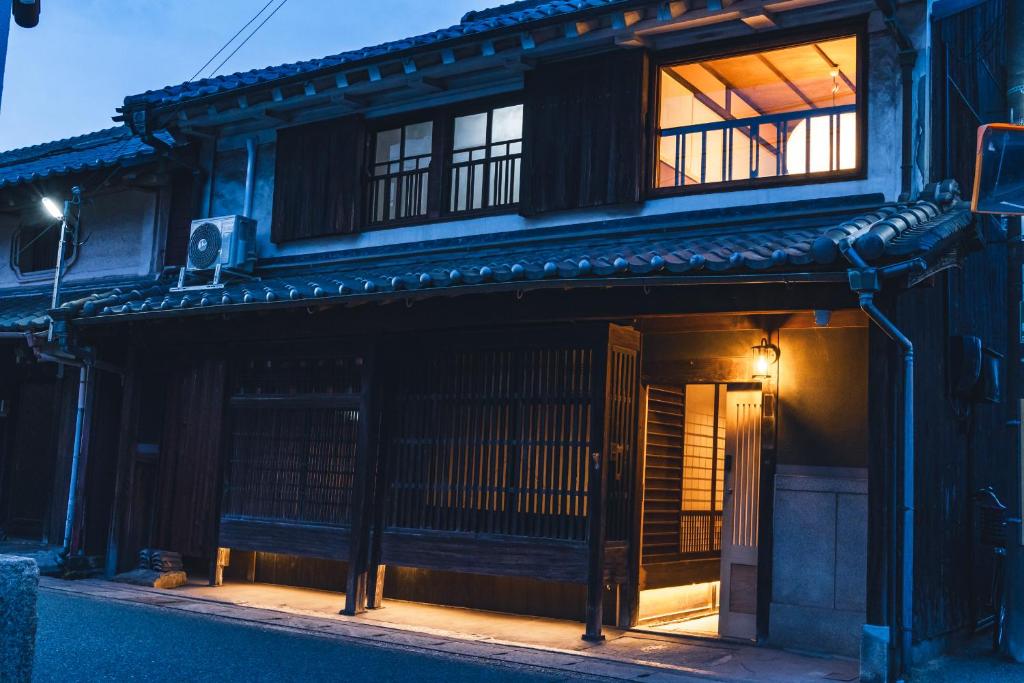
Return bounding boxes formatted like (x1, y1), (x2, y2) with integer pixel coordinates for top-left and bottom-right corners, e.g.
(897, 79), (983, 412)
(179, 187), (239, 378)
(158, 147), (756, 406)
(0, 1), (482, 151)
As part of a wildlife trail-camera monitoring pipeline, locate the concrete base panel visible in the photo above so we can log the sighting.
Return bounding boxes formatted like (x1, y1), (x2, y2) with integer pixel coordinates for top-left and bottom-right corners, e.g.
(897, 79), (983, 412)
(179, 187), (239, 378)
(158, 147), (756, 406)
(860, 624), (891, 683)
(768, 602), (865, 657)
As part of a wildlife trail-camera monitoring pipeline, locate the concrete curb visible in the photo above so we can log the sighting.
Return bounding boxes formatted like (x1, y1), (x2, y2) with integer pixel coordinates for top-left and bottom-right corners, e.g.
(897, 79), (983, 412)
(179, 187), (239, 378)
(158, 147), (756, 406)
(1, 555), (39, 683)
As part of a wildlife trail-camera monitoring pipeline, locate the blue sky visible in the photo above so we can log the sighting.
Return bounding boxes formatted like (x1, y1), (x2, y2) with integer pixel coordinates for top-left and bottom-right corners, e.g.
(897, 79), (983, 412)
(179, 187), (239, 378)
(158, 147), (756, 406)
(0, 0), (483, 151)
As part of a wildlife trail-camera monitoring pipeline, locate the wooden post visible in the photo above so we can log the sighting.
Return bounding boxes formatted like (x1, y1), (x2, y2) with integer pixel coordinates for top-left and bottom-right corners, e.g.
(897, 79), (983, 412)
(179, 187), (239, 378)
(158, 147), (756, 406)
(367, 565), (386, 610)
(104, 352), (138, 578)
(583, 446), (608, 642)
(344, 345), (377, 615)
(211, 547), (230, 587)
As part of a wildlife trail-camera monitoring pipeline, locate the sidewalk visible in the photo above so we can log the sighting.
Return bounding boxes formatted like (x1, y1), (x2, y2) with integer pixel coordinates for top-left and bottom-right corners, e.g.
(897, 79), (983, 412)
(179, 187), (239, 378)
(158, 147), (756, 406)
(39, 577), (859, 682)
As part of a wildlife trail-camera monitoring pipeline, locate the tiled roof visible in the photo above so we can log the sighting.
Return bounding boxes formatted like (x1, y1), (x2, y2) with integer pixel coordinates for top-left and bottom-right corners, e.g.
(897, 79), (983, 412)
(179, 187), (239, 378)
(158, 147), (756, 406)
(123, 0), (628, 108)
(0, 277), (161, 332)
(0, 127), (172, 189)
(61, 198), (974, 324)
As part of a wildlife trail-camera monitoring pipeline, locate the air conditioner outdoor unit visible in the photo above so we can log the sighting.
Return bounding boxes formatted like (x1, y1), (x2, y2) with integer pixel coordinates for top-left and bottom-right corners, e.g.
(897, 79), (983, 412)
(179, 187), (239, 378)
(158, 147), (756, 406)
(187, 215), (257, 273)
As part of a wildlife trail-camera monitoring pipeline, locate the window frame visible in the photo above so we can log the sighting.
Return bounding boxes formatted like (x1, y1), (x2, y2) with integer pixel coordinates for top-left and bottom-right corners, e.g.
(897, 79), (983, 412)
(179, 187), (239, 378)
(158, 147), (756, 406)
(361, 94), (524, 231)
(9, 215), (78, 280)
(647, 20), (869, 199)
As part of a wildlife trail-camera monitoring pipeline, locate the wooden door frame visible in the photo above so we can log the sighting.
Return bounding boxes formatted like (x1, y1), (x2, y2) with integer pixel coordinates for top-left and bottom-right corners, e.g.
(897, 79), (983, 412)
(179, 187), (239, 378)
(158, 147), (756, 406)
(632, 353), (777, 641)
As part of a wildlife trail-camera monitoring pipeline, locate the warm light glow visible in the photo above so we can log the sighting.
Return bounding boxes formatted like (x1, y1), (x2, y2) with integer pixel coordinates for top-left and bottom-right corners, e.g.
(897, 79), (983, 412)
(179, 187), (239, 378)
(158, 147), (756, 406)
(41, 197), (63, 220)
(752, 338), (779, 379)
(785, 112), (857, 175)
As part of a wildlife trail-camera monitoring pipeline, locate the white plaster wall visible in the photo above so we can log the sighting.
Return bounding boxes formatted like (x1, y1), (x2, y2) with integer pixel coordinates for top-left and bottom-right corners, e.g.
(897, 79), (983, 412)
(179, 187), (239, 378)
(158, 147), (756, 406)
(0, 188), (159, 291)
(202, 29), (905, 264)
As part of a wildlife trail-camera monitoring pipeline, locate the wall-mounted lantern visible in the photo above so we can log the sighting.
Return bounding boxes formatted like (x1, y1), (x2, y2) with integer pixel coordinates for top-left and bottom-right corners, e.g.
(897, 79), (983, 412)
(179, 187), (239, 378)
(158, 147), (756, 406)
(752, 338), (780, 379)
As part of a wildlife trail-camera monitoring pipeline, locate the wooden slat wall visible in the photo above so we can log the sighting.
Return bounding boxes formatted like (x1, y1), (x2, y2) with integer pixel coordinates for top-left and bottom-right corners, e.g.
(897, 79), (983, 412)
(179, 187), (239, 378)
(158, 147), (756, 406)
(271, 115), (366, 242)
(642, 386), (685, 562)
(520, 50), (649, 214)
(384, 344), (596, 541)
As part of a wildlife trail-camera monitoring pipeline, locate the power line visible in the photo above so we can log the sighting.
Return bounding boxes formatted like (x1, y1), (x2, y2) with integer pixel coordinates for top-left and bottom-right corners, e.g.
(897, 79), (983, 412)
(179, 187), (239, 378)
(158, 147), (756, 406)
(209, 0), (291, 79)
(189, 0), (277, 83)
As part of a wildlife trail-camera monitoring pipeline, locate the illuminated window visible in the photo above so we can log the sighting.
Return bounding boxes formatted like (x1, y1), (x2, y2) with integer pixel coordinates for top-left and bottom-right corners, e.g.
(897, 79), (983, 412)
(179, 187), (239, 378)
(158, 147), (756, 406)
(449, 104), (523, 213)
(656, 35), (859, 189)
(367, 121), (433, 225)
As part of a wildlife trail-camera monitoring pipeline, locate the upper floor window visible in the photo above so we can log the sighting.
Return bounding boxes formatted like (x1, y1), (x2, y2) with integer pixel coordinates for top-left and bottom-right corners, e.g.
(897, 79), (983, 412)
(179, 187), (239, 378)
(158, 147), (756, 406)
(449, 104), (523, 214)
(367, 121), (434, 225)
(656, 34), (860, 191)
(11, 220), (74, 276)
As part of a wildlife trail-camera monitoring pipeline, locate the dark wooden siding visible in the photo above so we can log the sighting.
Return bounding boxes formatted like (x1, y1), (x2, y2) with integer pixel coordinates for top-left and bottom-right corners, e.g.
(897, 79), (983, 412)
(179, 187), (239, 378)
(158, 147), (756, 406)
(520, 49), (649, 214)
(153, 357), (226, 559)
(271, 115), (365, 242)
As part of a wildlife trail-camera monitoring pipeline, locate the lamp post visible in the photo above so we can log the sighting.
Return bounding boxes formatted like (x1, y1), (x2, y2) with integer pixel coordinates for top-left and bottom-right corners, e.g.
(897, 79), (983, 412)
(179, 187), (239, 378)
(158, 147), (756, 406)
(43, 186), (80, 342)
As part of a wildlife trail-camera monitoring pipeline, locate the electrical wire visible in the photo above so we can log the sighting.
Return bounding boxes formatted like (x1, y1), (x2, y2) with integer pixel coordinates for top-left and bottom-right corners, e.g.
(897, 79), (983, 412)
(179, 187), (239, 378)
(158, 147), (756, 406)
(190, 0), (277, 83)
(209, 0), (291, 79)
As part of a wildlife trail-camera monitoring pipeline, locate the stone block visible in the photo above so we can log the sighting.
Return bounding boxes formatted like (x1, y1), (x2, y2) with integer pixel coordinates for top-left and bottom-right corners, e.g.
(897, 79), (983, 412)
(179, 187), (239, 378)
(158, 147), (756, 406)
(112, 568), (188, 589)
(0, 554), (39, 683)
(835, 493), (868, 611)
(772, 488), (836, 608)
(860, 623), (891, 683)
(768, 602), (864, 658)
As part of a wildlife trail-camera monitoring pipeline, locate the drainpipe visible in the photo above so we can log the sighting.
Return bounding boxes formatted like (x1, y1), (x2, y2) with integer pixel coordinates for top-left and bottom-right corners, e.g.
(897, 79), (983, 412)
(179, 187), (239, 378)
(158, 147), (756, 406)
(243, 137), (257, 219)
(61, 363), (91, 555)
(840, 240), (924, 677)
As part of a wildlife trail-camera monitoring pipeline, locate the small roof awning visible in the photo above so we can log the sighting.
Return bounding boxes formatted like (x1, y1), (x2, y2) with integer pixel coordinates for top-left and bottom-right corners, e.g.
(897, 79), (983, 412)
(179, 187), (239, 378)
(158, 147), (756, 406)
(59, 190), (975, 326)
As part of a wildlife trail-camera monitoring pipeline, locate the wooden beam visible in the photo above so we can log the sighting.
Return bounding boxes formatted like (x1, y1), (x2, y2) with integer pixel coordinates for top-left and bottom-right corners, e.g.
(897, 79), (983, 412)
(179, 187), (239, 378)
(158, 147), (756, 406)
(812, 43), (856, 94)
(659, 1), (689, 20)
(663, 67), (779, 154)
(741, 11), (777, 29)
(612, 9), (644, 29)
(757, 53), (817, 109)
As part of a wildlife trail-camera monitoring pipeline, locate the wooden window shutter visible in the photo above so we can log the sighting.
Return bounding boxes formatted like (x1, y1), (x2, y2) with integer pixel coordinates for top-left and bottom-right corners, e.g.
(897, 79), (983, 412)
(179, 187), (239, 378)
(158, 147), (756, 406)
(520, 50), (649, 215)
(271, 115), (366, 242)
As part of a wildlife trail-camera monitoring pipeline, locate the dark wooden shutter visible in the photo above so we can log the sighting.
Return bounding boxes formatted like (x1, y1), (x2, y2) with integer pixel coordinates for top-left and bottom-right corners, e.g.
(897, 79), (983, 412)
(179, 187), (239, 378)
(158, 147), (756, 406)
(520, 50), (649, 215)
(271, 115), (365, 242)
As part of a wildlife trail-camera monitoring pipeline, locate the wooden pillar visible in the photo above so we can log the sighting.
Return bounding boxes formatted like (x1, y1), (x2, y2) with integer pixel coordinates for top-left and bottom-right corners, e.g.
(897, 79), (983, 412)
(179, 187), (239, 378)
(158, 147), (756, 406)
(583, 446), (608, 642)
(104, 353), (139, 578)
(344, 345), (378, 615)
(211, 547), (230, 587)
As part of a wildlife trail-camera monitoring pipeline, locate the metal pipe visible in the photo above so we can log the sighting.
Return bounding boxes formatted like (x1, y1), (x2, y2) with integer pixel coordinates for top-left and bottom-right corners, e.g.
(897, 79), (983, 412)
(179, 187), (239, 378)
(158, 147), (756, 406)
(243, 137), (257, 218)
(48, 213), (70, 342)
(860, 293), (915, 671)
(61, 363), (91, 555)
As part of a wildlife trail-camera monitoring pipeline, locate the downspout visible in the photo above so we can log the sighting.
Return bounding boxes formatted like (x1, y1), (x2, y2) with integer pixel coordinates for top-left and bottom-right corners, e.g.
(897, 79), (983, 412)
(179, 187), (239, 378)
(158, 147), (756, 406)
(61, 363), (91, 555)
(243, 137), (257, 219)
(840, 240), (923, 677)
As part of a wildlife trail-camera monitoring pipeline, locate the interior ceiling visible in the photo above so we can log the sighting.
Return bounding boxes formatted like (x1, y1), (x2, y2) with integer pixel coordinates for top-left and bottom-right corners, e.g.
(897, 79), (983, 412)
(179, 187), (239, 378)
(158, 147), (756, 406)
(668, 35), (858, 115)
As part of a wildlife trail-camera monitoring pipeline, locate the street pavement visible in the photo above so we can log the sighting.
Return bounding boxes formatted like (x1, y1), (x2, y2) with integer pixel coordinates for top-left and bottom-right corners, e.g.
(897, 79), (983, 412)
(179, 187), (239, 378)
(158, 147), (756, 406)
(33, 590), (585, 682)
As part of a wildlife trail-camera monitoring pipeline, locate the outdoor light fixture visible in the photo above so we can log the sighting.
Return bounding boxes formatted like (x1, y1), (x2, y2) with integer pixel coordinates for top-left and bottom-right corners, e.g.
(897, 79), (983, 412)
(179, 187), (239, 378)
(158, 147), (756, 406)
(752, 338), (780, 379)
(41, 196), (63, 219)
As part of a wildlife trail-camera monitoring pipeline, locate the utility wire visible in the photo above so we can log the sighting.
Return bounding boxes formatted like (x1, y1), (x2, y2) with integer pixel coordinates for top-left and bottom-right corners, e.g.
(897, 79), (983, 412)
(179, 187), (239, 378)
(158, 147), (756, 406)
(209, 0), (291, 79)
(189, 0), (277, 82)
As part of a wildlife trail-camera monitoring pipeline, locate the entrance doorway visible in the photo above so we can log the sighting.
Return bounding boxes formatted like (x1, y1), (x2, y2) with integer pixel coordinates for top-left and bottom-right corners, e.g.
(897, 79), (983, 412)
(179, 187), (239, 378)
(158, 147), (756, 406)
(638, 383), (762, 641)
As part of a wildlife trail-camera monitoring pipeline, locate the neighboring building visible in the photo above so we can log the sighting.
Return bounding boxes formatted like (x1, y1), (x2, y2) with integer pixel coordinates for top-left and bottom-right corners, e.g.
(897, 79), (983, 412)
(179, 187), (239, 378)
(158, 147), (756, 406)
(0, 126), (183, 553)
(3, 1), (1011, 681)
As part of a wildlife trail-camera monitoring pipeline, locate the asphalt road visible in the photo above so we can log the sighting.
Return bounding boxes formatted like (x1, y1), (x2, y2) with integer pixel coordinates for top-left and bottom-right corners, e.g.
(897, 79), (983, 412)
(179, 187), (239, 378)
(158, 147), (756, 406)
(33, 590), (579, 682)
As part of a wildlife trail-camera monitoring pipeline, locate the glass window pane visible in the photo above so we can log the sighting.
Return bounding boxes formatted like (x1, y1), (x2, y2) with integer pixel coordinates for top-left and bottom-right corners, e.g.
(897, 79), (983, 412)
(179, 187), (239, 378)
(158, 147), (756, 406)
(375, 128), (402, 165)
(404, 121), (433, 157)
(491, 104), (523, 143)
(656, 35), (858, 188)
(453, 112), (488, 151)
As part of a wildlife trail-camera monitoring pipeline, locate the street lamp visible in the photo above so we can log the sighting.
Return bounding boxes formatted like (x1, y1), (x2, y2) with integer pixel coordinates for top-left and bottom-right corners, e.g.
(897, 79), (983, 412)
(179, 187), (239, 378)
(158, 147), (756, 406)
(44, 186), (81, 341)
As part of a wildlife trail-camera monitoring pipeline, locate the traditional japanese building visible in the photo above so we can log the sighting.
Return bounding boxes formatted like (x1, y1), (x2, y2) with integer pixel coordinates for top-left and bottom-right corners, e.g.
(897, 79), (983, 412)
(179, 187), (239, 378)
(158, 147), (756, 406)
(1, 1), (1012, 681)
